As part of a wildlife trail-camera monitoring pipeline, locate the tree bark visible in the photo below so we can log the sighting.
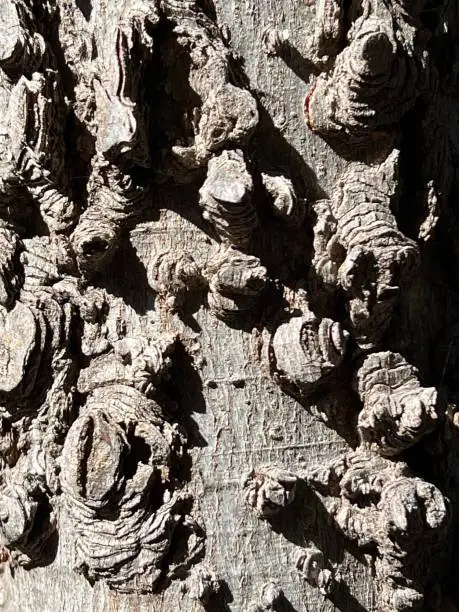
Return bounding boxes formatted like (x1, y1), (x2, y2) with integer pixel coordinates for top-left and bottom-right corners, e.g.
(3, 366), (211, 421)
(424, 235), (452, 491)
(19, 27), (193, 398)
(0, 1), (457, 611)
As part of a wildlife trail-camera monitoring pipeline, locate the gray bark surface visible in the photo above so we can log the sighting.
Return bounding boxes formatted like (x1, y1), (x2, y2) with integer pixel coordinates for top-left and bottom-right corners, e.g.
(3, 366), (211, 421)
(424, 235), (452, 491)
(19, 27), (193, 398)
(0, 0), (457, 611)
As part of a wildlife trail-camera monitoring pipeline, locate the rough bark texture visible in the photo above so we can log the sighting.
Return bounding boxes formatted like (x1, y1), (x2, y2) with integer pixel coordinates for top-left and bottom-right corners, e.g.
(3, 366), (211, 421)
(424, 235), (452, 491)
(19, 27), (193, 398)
(0, 1), (458, 611)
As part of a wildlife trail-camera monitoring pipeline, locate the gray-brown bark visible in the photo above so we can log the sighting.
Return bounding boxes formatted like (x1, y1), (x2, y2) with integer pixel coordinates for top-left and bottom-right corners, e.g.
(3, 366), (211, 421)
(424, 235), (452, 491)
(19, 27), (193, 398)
(0, 0), (458, 611)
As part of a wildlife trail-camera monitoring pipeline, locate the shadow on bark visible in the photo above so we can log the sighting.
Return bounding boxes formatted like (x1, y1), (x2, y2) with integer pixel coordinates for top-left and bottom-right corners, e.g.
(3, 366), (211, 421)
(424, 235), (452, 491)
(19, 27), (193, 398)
(75, 0), (92, 21)
(163, 342), (208, 451)
(203, 579), (234, 611)
(98, 239), (156, 315)
(268, 480), (372, 612)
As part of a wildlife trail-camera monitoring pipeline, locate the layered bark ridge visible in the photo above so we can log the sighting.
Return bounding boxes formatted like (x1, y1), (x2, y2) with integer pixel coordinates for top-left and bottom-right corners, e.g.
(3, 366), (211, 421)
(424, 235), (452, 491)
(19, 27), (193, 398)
(0, 0), (459, 610)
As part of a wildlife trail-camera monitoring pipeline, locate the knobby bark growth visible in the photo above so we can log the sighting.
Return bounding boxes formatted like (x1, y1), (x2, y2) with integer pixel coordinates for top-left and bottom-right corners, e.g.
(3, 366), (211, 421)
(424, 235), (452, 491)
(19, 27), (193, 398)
(0, 1), (458, 611)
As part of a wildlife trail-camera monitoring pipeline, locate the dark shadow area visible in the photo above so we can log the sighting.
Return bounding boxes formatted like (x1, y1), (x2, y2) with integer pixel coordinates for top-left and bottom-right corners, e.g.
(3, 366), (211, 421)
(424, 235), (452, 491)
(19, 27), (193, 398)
(306, 266), (348, 325)
(397, 100), (444, 243)
(420, 1), (447, 35)
(76, 0), (92, 21)
(141, 183), (219, 244)
(98, 239), (156, 315)
(177, 293), (206, 334)
(43, 5), (78, 101)
(252, 101), (326, 203)
(4, 189), (50, 239)
(403, 427), (448, 487)
(149, 27), (204, 186)
(267, 480), (317, 550)
(278, 41), (321, 83)
(269, 480), (370, 567)
(267, 319), (362, 449)
(204, 282), (284, 336)
(313, 128), (397, 164)
(21, 497), (59, 570)
(162, 342), (208, 450)
(273, 593), (300, 612)
(395, 40), (459, 608)
(64, 111), (96, 216)
(203, 580), (234, 611)
(37, 4), (97, 228)
(251, 217), (312, 299)
(434, 417), (459, 609)
(156, 498), (206, 591)
(267, 480), (373, 612)
(328, 578), (372, 612)
(196, 0), (217, 21)
(240, 98), (327, 315)
(301, 384), (362, 449)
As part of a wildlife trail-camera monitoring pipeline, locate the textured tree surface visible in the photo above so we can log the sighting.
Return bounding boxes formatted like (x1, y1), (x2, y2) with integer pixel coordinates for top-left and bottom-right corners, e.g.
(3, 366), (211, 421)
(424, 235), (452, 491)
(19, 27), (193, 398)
(1, 1), (459, 611)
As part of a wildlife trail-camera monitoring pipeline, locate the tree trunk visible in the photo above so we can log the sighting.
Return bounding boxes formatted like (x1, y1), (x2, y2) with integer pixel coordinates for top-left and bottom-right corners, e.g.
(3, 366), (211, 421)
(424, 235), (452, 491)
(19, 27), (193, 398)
(0, 1), (457, 611)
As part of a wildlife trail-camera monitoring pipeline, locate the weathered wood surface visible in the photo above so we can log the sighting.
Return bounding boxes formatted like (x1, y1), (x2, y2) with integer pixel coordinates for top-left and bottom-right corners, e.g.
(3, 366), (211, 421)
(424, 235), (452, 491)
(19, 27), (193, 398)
(1, 0), (458, 611)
